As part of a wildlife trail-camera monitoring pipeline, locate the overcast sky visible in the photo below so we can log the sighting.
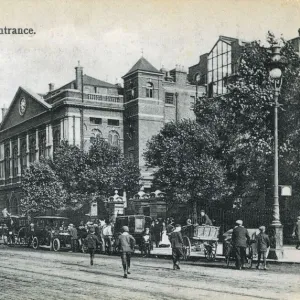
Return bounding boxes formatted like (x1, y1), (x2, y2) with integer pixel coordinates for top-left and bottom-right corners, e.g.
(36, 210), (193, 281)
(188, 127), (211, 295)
(0, 0), (300, 121)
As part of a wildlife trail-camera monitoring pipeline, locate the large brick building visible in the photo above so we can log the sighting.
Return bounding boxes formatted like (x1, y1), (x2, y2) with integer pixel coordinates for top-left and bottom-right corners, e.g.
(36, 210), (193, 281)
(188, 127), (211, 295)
(0, 58), (201, 214)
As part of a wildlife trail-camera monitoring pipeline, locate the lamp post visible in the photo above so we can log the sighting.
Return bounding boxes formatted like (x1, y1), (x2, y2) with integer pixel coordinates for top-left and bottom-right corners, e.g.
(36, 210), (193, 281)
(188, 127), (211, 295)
(268, 43), (286, 260)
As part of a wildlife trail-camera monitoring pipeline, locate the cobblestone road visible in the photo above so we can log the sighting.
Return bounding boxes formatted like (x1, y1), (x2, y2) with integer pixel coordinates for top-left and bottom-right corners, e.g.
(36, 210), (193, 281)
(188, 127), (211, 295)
(0, 247), (299, 300)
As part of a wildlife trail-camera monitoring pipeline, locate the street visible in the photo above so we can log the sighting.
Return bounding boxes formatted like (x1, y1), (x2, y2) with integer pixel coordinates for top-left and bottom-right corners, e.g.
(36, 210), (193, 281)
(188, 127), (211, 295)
(0, 246), (299, 300)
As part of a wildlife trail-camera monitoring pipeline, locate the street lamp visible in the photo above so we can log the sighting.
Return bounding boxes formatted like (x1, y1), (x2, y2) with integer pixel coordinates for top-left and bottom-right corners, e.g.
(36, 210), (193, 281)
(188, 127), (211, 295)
(268, 43), (286, 259)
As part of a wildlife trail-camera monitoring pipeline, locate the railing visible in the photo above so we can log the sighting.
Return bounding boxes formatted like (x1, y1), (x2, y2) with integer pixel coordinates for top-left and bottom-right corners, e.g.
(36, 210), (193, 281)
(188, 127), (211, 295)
(86, 93), (123, 103)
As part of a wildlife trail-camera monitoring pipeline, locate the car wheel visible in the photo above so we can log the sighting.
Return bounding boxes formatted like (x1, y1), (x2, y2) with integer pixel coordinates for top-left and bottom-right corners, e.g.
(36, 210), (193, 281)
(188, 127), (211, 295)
(32, 237), (39, 250)
(53, 238), (60, 252)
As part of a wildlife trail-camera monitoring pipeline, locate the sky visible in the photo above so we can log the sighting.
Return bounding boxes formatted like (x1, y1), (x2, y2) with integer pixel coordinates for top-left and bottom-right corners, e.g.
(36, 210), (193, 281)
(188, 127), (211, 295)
(0, 0), (300, 121)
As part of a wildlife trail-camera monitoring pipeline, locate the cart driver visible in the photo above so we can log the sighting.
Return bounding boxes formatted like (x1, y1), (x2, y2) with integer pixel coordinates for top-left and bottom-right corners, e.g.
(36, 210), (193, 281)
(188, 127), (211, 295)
(199, 210), (212, 226)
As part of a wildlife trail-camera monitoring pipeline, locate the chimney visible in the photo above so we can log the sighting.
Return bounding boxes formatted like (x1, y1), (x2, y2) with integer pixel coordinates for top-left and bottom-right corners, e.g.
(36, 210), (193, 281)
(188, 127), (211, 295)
(48, 83), (55, 92)
(298, 28), (300, 37)
(1, 106), (8, 120)
(75, 61), (83, 91)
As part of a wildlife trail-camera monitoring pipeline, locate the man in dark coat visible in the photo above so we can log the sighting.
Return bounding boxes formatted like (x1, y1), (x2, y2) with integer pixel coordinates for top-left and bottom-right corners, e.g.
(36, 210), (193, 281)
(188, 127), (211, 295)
(85, 227), (100, 266)
(292, 216), (300, 249)
(169, 224), (184, 270)
(199, 210), (212, 226)
(256, 226), (270, 270)
(232, 220), (250, 270)
(153, 220), (162, 248)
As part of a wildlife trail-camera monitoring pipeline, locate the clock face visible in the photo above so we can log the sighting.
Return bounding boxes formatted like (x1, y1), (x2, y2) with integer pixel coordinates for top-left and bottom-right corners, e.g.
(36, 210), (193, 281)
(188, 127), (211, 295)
(19, 97), (26, 116)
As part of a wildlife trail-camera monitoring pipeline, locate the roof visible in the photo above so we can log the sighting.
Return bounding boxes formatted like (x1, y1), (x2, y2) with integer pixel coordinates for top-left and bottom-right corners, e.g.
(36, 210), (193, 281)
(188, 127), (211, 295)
(82, 74), (117, 88)
(123, 57), (161, 77)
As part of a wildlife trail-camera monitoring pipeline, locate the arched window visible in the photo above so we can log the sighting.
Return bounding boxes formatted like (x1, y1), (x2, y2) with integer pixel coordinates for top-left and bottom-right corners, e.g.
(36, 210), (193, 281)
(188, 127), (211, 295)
(146, 82), (153, 98)
(20, 142), (27, 174)
(39, 133), (46, 158)
(29, 138), (36, 163)
(108, 131), (119, 147)
(53, 130), (61, 151)
(90, 129), (103, 143)
(12, 146), (18, 177)
(4, 147), (10, 179)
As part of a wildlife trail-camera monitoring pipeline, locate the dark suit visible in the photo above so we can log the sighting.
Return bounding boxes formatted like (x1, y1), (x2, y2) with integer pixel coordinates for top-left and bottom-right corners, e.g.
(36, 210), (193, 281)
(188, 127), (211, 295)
(170, 231), (184, 268)
(232, 226), (250, 269)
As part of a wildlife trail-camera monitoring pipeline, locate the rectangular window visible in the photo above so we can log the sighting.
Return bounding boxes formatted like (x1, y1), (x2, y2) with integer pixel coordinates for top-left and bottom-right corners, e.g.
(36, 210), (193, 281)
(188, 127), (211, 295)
(165, 93), (174, 105)
(90, 117), (102, 125)
(108, 119), (120, 126)
(190, 96), (195, 109)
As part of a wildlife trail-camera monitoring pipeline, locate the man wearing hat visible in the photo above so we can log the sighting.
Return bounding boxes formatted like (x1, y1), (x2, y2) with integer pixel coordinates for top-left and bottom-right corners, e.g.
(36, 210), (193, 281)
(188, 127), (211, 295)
(232, 220), (250, 270)
(292, 216), (300, 249)
(169, 224), (184, 270)
(256, 226), (270, 270)
(85, 226), (101, 266)
(69, 224), (78, 253)
(118, 226), (136, 278)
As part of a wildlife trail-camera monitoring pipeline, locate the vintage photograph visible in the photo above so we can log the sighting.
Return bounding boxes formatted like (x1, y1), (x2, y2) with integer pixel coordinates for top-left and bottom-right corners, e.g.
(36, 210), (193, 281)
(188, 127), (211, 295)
(0, 0), (299, 299)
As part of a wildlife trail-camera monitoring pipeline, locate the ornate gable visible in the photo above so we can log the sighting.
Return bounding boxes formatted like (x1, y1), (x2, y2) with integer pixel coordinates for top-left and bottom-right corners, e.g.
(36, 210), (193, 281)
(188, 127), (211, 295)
(0, 87), (51, 131)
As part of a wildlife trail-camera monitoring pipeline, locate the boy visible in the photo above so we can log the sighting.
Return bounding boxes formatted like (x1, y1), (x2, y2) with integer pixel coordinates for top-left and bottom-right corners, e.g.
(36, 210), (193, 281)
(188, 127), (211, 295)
(85, 227), (100, 266)
(256, 226), (270, 270)
(141, 227), (151, 257)
(118, 226), (136, 278)
(169, 224), (184, 270)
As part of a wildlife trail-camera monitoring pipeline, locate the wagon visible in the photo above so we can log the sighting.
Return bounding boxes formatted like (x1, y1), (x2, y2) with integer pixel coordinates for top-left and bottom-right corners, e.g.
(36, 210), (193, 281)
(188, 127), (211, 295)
(32, 216), (71, 252)
(114, 215), (152, 254)
(223, 228), (258, 269)
(182, 225), (220, 261)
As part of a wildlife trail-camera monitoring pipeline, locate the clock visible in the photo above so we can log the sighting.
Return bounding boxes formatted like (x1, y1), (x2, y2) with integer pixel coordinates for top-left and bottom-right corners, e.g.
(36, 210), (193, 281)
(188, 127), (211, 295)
(19, 97), (26, 116)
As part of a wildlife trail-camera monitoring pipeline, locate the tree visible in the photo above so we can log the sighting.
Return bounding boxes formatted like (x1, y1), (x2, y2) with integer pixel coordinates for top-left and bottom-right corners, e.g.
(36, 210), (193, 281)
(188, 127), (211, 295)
(20, 161), (67, 215)
(144, 120), (232, 220)
(194, 32), (300, 208)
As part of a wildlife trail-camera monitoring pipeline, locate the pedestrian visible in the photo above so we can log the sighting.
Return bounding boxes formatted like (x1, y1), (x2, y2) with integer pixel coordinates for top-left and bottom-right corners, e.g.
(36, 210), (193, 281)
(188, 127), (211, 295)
(141, 227), (151, 257)
(256, 226), (270, 270)
(153, 220), (162, 248)
(169, 224), (184, 270)
(232, 220), (250, 270)
(199, 210), (212, 226)
(166, 218), (175, 235)
(292, 216), (300, 249)
(77, 221), (87, 252)
(85, 227), (100, 266)
(118, 226), (136, 278)
(69, 224), (78, 253)
(103, 220), (114, 254)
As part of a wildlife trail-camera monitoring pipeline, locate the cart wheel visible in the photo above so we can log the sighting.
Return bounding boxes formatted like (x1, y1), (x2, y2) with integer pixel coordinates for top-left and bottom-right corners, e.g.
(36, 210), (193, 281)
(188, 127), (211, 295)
(182, 236), (191, 260)
(32, 237), (39, 250)
(53, 238), (60, 252)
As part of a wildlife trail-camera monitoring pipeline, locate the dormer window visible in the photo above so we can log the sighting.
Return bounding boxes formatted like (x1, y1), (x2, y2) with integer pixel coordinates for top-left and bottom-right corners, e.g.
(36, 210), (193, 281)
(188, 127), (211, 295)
(146, 82), (153, 98)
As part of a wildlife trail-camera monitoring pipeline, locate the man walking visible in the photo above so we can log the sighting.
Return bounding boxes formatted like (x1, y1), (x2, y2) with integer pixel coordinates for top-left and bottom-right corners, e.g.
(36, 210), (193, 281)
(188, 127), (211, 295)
(232, 220), (250, 270)
(292, 216), (300, 249)
(256, 226), (270, 270)
(69, 224), (78, 253)
(169, 224), (184, 270)
(85, 226), (100, 266)
(118, 226), (136, 278)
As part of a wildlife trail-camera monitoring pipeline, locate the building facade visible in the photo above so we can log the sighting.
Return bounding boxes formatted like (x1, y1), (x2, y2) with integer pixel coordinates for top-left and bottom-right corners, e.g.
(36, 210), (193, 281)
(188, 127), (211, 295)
(0, 58), (200, 214)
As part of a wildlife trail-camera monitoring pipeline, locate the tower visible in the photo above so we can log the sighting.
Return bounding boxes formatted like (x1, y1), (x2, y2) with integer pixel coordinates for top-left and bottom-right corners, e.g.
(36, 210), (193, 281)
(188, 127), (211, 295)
(122, 57), (164, 188)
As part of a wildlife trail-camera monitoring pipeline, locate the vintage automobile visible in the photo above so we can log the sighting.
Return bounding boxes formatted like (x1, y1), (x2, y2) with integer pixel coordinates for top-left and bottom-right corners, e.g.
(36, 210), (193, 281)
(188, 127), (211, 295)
(32, 216), (71, 252)
(114, 215), (152, 254)
(1, 215), (30, 246)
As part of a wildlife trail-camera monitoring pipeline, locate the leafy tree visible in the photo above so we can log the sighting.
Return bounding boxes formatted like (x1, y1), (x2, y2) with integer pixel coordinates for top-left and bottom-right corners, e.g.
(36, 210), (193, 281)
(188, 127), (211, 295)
(20, 161), (67, 215)
(194, 32), (300, 208)
(144, 120), (232, 219)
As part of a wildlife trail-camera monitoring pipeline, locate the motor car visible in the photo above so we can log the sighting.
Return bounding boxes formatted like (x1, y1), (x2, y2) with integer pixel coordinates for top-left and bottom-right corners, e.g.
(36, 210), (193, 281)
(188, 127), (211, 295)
(32, 216), (71, 252)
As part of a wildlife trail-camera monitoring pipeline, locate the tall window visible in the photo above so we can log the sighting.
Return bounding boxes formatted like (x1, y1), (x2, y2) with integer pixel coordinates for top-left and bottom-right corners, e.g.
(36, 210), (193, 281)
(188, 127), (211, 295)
(4, 147), (10, 179)
(53, 130), (60, 151)
(207, 40), (232, 97)
(20, 142), (27, 174)
(165, 93), (174, 105)
(146, 82), (153, 98)
(12, 146), (18, 177)
(90, 129), (103, 143)
(29, 138), (36, 163)
(39, 133), (46, 158)
(108, 131), (119, 147)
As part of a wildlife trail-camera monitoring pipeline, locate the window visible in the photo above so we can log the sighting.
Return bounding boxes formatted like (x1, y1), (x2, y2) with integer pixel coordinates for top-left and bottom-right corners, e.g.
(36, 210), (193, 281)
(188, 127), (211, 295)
(165, 93), (174, 105)
(108, 119), (119, 126)
(20, 143), (27, 174)
(90, 117), (102, 125)
(146, 82), (153, 98)
(12, 146), (18, 177)
(190, 96), (196, 109)
(53, 130), (60, 151)
(90, 129), (103, 143)
(108, 131), (119, 146)
(39, 133), (46, 158)
(4, 147), (10, 179)
(29, 138), (36, 163)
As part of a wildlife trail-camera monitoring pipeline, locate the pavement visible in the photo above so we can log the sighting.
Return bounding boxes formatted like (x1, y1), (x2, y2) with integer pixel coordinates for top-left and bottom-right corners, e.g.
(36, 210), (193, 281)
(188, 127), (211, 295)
(145, 244), (300, 264)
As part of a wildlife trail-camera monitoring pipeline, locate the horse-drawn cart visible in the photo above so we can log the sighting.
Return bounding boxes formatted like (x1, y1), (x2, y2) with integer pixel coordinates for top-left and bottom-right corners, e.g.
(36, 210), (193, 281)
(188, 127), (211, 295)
(182, 225), (220, 261)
